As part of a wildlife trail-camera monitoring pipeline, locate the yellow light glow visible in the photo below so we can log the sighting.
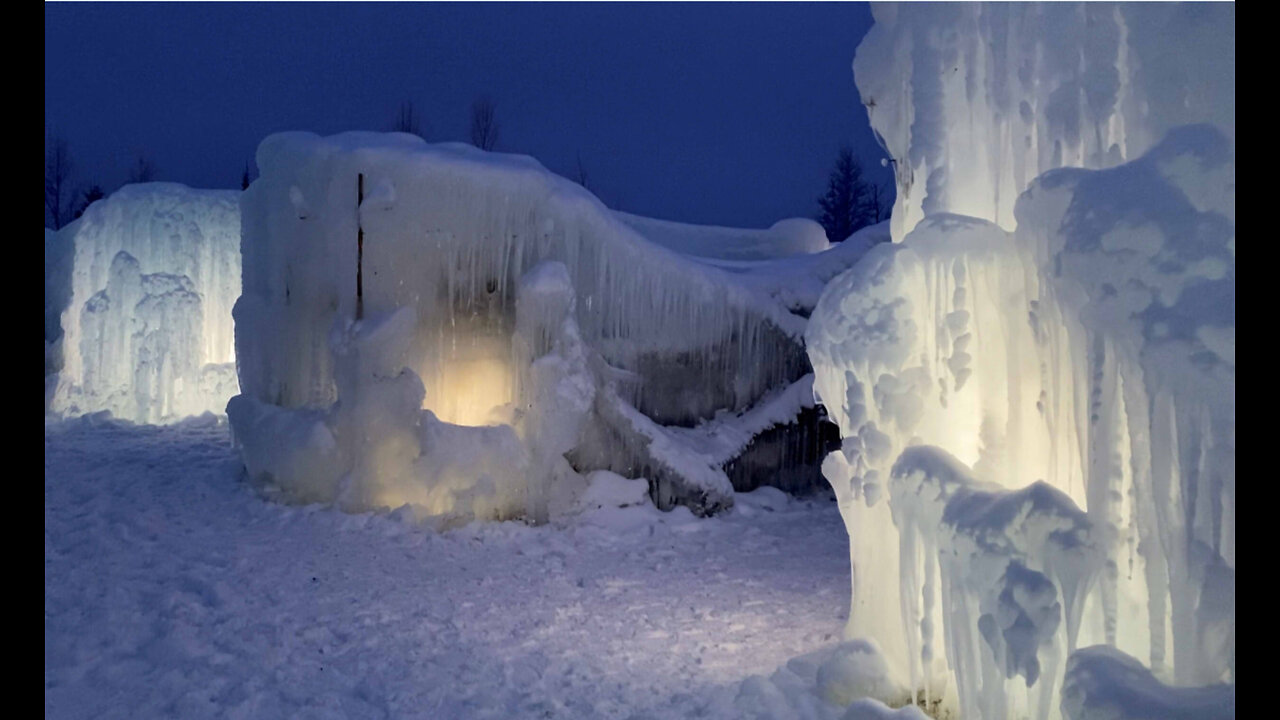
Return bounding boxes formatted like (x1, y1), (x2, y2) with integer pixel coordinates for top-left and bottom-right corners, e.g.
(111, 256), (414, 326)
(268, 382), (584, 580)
(420, 332), (514, 427)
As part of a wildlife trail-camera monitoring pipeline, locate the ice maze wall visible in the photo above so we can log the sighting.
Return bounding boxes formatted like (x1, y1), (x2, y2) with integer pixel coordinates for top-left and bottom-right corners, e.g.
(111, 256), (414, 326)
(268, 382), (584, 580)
(48, 183), (242, 424)
(807, 3), (1233, 718)
(229, 133), (824, 522)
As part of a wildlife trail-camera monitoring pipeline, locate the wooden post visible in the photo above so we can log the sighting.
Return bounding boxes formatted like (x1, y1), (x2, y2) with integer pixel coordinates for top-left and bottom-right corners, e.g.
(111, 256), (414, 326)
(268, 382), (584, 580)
(357, 173), (364, 320)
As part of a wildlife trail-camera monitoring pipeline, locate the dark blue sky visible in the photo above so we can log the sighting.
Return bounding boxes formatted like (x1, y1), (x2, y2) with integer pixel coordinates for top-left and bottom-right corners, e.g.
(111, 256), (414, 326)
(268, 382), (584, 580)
(45, 2), (889, 228)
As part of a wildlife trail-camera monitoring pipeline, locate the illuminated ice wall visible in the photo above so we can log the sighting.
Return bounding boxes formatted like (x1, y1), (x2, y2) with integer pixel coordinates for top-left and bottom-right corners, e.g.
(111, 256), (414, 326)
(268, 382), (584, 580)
(228, 132), (859, 525)
(49, 183), (242, 424)
(807, 3), (1233, 718)
(855, 3), (1234, 242)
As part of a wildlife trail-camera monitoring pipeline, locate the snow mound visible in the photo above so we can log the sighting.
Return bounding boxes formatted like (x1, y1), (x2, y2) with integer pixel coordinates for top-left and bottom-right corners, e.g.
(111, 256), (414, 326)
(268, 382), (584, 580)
(817, 639), (907, 708)
(734, 485), (791, 514)
(842, 699), (931, 720)
(614, 211), (830, 261)
(1060, 646), (1235, 720)
(729, 640), (924, 720)
(572, 470), (651, 512)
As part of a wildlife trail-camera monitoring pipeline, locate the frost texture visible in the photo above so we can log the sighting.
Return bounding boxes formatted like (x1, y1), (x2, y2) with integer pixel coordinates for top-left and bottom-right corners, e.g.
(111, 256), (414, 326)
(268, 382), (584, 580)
(49, 183), (242, 424)
(807, 3), (1233, 717)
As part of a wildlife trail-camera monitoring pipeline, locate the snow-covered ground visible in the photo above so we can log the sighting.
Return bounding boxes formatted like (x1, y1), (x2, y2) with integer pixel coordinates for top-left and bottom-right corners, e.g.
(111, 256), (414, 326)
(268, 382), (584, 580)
(45, 416), (848, 719)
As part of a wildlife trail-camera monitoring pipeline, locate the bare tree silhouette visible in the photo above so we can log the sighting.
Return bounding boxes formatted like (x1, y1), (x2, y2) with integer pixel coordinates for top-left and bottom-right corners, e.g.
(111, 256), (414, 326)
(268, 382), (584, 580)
(393, 100), (425, 138)
(128, 153), (157, 184)
(469, 96), (499, 151)
(574, 151), (589, 190)
(45, 131), (74, 229)
(74, 185), (105, 220)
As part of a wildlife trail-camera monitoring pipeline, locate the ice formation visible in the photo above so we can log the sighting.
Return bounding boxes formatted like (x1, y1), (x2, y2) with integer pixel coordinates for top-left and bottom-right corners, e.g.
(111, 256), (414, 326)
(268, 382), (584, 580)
(855, 3), (1234, 242)
(1060, 646), (1235, 720)
(46, 227), (73, 406)
(806, 3), (1233, 718)
(48, 183), (242, 424)
(228, 132), (871, 524)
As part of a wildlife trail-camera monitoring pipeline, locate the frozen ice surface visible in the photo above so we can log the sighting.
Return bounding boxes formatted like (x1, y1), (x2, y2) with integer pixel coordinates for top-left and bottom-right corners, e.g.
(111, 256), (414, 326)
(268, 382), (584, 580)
(808, 127), (1234, 718)
(234, 131), (807, 423)
(48, 183), (242, 424)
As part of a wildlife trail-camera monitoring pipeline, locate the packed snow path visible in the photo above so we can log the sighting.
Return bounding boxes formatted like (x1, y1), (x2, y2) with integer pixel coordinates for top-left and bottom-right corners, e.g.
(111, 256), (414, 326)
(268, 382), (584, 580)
(45, 418), (848, 719)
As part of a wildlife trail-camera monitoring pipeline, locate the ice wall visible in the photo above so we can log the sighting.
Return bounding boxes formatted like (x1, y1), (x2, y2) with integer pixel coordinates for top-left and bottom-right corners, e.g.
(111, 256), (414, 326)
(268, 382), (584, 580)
(46, 226), (73, 407)
(809, 126), (1234, 717)
(234, 133), (808, 428)
(854, 3), (1235, 242)
(50, 183), (242, 424)
(807, 3), (1233, 714)
(232, 132), (868, 517)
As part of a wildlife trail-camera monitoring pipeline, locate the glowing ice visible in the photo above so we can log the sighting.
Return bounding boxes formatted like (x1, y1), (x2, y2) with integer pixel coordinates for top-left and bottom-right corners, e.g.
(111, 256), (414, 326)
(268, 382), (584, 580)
(855, 3), (1234, 242)
(805, 3), (1233, 717)
(48, 183), (242, 424)
(228, 133), (873, 522)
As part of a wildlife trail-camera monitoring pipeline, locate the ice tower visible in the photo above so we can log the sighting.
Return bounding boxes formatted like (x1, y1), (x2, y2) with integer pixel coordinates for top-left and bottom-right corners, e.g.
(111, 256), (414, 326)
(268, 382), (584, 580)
(807, 4), (1234, 718)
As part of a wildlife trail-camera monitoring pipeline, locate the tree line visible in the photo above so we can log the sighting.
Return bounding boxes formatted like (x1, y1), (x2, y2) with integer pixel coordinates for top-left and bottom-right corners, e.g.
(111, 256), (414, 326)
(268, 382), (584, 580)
(50, 104), (893, 237)
(44, 130), (158, 230)
(816, 145), (890, 243)
(391, 95), (500, 152)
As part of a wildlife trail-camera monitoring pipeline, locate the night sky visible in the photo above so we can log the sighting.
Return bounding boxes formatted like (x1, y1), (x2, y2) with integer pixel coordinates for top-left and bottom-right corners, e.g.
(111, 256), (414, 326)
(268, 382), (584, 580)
(45, 2), (889, 229)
